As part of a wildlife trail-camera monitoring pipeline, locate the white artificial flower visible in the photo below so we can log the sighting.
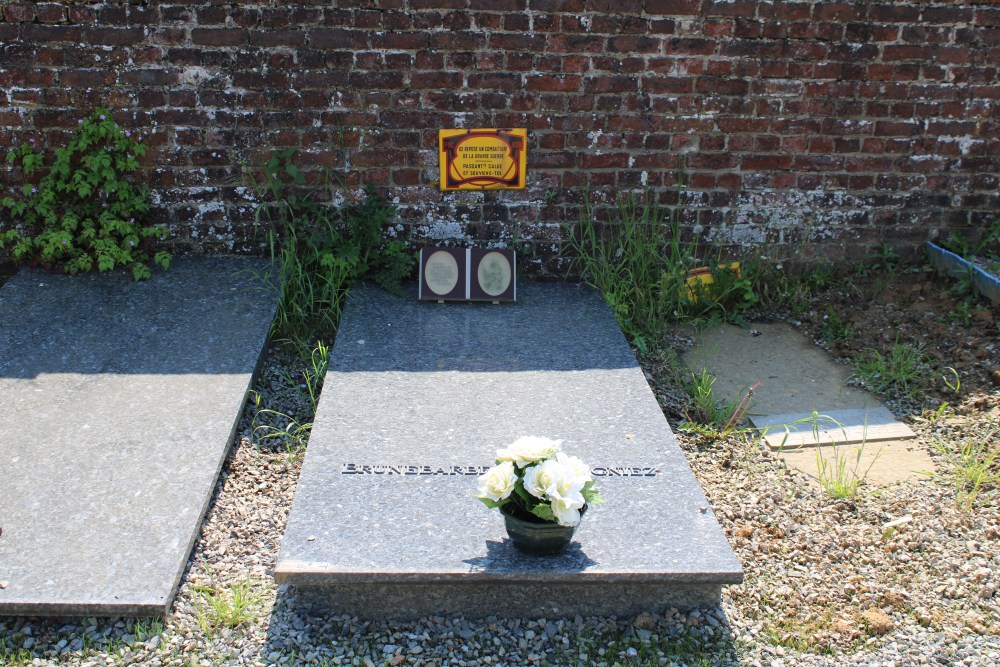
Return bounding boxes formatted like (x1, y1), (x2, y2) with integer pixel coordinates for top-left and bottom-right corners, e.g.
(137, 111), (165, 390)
(551, 493), (586, 526)
(522, 458), (562, 500)
(555, 452), (592, 486)
(477, 461), (517, 503)
(496, 436), (562, 468)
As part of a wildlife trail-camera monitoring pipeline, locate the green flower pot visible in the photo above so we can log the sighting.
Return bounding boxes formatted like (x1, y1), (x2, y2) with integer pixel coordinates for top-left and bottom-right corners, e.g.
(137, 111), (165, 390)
(501, 505), (580, 556)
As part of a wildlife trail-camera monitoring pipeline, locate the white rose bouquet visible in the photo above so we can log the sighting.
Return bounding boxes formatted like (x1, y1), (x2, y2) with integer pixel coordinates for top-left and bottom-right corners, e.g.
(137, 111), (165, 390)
(476, 436), (603, 527)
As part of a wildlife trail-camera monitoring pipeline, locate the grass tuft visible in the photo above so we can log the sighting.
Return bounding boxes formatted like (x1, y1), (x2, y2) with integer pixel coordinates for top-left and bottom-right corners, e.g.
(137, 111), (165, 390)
(851, 338), (931, 399)
(680, 369), (758, 436)
(924, 426), (999, 511)
(193, 578), (264, 634)
(242, 149), (412, 350)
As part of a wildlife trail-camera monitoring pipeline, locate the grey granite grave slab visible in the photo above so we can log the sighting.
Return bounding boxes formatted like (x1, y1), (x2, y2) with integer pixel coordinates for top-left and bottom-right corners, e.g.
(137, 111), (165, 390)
(275, 282), (743, 619)
(0, 257), (277, 616)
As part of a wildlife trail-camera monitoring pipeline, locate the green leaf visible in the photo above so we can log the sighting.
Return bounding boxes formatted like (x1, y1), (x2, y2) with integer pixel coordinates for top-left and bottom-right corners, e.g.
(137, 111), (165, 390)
(582, 482), (604, 506)
(132, 263), (151, 281)
(477, 497), (505, 510)
(530, 504), (556, 522)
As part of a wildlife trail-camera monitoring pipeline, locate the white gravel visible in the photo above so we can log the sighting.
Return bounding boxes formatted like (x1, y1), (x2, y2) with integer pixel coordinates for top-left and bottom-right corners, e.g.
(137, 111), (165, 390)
(1, 342), (997, 666)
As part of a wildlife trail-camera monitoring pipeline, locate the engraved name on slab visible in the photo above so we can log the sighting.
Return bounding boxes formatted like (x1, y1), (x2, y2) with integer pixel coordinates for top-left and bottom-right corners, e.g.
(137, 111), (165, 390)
(341, 463), (661, 477)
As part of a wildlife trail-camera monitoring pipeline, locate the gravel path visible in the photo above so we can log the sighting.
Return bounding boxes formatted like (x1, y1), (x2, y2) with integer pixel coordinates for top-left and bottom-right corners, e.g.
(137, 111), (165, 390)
(2, 280), (999, 666)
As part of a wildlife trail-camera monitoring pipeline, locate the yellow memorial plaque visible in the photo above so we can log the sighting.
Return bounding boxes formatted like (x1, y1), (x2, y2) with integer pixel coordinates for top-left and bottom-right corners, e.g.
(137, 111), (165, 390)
(439, 128), (527, 191)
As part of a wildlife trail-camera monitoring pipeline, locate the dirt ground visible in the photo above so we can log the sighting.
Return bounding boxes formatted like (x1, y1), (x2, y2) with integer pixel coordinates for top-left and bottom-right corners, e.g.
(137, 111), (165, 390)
(652, 263), (999, 450)
(640, 263), (1000, 656)
(790, 266), (1000, 482)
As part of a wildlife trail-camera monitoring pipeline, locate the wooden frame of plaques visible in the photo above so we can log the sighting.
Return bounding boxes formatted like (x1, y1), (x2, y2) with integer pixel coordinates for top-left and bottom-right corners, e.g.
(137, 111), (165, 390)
(418, 247), (517, 303)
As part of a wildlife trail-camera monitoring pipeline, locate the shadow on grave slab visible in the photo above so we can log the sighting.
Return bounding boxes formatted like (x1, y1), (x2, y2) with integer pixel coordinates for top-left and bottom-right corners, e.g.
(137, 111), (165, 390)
(0, 257), (276, 379)
(327, 281), (637, 373)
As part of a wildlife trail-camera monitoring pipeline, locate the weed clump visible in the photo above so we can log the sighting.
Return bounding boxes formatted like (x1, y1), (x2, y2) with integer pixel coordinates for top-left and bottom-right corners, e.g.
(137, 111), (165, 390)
(244, 149), (413, 347)
(1, 108), (170, 280)
(564, 189), (757, 352)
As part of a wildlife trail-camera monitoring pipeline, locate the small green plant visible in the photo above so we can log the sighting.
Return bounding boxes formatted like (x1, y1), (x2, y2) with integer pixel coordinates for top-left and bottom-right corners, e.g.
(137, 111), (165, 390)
(193, 578), (263, 634)
(819, 306), (855, 344)
(924, 428), (999, 511)
(942, 366), (961, 394)
(800, 263), (839, 292)
(918, 401), (953, 424)
(680, 369), (758, 435)
(767, 411), (879, 499)
(942, 218), (1000, 261)
(852, 339), (930, 399)
(815, 444), (879, 500)
(249, 388), (312, 462)
(129, 619), (164, 643)
(1, 108), (170, 280)
(245, 149), (413, 346)
(871, 243), (901, 272)
(291, 339), (329, 413)
(947, 298), (974, 324)
(250, 341), (329, 462)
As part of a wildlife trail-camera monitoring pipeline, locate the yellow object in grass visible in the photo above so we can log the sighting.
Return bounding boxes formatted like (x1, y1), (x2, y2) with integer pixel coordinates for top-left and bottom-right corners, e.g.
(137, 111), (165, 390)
(683, 262), (741, 302)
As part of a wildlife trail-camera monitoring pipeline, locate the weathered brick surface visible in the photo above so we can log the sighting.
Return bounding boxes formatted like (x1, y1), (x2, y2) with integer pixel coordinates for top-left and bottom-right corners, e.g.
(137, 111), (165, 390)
(0, 0), (997, 264)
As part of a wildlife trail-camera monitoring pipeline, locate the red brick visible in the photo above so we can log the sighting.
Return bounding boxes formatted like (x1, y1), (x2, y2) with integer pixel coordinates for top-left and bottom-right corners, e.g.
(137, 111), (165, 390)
(547, 34), (605, 53)
(192, 29), (248, 47)
(524, 74), (581, 92)
(371, 32), (431, 51)
(703, 1), (757, 18)
(606, 36), (660, 54)
(3, 3), (34, 23)
(310, 29), (368, 49)
(584, 75), (638, 94)
(665, 38), (716, 56)
(411, 72), (465, 88)
(469, 0), (526, 9)
(250, 30), (307, 47)
(645, 0), (700, 14)
(35, 3), (66, 24)
(467, 72), (521, 89)
(59, 69), (117, 87)
(695, 77), (749, 96)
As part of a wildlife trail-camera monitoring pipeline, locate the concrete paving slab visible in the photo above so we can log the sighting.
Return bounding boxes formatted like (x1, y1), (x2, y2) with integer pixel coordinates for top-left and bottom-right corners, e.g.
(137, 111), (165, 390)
(276, 283), (743, 619)
(752, 407), (916, 449)
(682, 322), (874, 416)
(777, 439), (934, 486)
(0, 258), (276, 616)
(685, 322), (926, 484)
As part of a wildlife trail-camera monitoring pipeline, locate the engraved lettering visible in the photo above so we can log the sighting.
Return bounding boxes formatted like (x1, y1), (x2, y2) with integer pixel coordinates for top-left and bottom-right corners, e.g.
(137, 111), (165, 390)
(339, 464), (656, 476)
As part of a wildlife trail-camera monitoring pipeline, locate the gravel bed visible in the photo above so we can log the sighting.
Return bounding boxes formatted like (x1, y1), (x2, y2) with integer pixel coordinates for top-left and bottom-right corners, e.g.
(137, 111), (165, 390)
(2, 282), (999, 666)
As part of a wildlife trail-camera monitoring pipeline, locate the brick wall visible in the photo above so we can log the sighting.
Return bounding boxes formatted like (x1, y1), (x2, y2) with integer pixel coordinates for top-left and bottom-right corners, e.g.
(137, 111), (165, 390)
(1, 0), (998, 269)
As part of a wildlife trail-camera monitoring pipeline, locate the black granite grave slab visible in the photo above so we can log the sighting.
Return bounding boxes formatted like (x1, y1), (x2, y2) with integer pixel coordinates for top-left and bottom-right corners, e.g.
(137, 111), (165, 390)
(275, 283), (742, 619)
(0, 258), (277, 616)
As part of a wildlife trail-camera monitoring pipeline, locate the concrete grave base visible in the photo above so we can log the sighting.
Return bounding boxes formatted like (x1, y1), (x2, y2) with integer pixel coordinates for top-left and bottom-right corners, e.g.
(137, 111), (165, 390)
(276, 283), (742, 619)
(288, 582), (722, 621)
(685, 321), (928, 485)
(682, 321), (873, 416)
